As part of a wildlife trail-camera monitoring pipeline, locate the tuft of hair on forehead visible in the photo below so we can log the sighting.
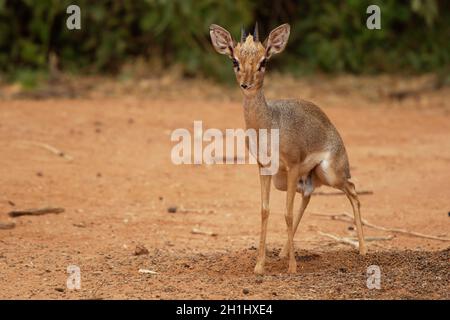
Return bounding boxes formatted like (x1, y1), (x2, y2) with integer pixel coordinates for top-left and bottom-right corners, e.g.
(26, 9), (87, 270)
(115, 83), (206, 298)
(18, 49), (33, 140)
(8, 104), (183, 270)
(235, 35), (265, 57)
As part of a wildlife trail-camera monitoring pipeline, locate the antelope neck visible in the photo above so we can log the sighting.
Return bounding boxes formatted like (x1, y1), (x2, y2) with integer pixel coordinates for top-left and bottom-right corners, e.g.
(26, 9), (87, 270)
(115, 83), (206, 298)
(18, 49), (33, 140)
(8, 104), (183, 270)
(243, 89), (271, 130)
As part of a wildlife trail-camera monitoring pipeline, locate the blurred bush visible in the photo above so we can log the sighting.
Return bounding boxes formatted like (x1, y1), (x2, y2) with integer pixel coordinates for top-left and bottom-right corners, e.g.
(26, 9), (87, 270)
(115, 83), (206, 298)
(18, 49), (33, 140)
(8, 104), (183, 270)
(0, 0), (449, 83)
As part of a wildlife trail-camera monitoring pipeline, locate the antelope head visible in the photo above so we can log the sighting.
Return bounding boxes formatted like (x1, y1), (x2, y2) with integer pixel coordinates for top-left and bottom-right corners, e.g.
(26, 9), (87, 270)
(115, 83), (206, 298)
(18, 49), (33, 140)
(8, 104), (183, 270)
(209, 23), (290, 96)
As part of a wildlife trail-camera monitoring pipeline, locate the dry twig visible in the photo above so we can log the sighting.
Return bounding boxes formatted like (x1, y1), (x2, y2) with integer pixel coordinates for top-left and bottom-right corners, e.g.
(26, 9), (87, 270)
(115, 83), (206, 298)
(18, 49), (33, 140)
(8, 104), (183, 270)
(178, 206), (216, 214)
(191, 228), (218, 237)
(18, 141), (73, 161)
(138, 269), (158, 275)
(0, 222), (16, 230)
(313, 190), (373, 196)
(312, 212), (450, 241)
(8, 207), (65, 217)
(317, 231), (359, 248)
(363, 235), (395, 241)
(317, 231), (394, 248)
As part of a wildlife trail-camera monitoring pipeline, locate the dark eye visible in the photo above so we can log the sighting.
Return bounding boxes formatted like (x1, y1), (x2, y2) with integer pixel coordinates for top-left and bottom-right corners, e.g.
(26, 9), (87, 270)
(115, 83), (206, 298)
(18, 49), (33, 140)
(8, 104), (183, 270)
(258, 59), (267, 71)
(232, 58), (239, 70)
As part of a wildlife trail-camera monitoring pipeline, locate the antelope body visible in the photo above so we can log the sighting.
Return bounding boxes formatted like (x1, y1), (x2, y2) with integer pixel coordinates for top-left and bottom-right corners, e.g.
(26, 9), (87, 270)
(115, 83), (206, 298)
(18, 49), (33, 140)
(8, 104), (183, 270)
(209, 23), (367, 274)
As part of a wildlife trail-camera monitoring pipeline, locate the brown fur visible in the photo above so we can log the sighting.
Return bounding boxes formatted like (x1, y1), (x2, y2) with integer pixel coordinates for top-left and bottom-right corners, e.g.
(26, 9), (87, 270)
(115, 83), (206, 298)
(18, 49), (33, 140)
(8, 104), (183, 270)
(210, 24), (367, 275)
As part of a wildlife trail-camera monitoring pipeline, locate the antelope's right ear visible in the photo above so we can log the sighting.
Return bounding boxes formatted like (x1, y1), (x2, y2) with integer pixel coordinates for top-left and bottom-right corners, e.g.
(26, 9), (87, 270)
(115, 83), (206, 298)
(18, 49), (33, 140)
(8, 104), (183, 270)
(209, 24), (235, 57)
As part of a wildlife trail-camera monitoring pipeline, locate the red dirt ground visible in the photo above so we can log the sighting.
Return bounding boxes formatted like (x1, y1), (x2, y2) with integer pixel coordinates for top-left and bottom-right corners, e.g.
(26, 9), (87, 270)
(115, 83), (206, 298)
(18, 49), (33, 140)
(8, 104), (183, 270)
(0, 76), (449, 299)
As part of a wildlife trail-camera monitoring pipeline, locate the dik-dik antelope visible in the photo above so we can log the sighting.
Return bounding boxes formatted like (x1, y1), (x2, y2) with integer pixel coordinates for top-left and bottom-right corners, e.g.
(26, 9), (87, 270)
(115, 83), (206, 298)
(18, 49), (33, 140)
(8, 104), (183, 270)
(209, 23), (367, 274)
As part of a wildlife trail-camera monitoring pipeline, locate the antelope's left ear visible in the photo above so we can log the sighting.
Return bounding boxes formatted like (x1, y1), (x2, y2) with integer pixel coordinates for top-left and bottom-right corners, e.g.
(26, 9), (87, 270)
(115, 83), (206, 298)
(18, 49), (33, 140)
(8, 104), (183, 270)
(264, 23), (290, 59)
(209, 24), (235, 58)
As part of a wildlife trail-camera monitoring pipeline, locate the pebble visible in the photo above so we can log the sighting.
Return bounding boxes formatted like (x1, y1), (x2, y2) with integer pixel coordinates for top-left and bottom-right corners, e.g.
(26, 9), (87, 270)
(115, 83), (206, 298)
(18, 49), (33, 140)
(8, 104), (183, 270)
(242, 288), (249, 294)
(134, 245), (149, 256)
(167, 206), (177, 213)
(73, 222), (86, 228)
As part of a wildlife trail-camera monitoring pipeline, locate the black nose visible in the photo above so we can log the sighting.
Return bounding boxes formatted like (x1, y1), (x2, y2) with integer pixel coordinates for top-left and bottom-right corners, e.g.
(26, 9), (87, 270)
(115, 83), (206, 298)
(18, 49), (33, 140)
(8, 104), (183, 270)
(240, 84), (248, 89)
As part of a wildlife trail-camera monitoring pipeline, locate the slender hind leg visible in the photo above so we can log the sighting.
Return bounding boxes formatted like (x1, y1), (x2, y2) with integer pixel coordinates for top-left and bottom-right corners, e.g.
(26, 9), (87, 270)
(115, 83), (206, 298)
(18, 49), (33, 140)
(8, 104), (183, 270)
(341, 180), (367, 255)
(254, 174), (271, 274)
(279, 194), (310, 258)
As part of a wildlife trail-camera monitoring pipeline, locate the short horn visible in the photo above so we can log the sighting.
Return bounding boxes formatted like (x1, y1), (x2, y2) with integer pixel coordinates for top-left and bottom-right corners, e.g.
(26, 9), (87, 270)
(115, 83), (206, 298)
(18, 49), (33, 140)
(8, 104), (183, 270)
(241, 25), (246, 43)
(253, 22), (259, 42)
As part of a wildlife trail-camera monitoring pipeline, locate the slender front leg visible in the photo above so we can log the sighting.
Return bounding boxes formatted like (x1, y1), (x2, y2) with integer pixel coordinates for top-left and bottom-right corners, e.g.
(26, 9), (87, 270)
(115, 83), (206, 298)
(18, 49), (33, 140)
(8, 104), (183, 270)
(254, 173), (272, 275)
(279, 194), (310, 258)
(285, 166), (299, 273)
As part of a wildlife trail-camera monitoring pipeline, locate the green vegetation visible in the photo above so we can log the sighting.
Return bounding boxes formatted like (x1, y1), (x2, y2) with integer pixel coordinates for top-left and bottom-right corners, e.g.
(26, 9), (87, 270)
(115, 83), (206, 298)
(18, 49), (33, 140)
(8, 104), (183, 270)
(0, 0), (449, 83)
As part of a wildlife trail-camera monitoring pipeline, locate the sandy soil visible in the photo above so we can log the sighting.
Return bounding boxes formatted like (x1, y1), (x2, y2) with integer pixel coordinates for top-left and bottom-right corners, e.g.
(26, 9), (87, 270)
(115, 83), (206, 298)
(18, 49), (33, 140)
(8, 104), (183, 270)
(0, 76), (449, 299)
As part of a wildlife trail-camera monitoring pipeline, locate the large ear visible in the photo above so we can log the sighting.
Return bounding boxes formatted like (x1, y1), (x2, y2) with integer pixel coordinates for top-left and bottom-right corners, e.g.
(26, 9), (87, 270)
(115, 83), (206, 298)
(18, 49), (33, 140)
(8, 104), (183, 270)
(264, 23), (290, 59)
(209, 24), (235, 57)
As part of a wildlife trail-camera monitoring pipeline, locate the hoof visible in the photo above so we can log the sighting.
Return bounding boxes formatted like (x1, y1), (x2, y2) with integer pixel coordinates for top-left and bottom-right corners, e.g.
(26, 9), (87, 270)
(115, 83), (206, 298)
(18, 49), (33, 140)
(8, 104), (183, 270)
(359, 246), (367, 256)
(288, 262), (297, 274)
(254, 264), (265, 275)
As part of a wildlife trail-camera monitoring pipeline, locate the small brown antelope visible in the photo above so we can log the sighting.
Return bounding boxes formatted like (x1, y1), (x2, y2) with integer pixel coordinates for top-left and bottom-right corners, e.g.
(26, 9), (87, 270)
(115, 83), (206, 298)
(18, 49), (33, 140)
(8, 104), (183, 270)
(209, 23), (367, 274)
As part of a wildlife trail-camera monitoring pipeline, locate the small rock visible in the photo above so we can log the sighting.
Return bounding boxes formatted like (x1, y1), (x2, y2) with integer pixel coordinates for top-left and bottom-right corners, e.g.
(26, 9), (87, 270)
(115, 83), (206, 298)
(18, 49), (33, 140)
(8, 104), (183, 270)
(159, 196), (164, 201)
(0, 222), (16, 230)
(339, 267), (347, 273)
(242, 288), (249, 295)
(97, 173), (102, 178)
(55, 287), (65, 293)
(448, 211), (450, 217)
(138, 269), (157, 275)
(134, 245), (149, 256)
(167, 206), (177, 213)
(73, 222), (86, 228)
(7, 200), (15, 206)
(348, 226), (355, 231)
(36, 171), (43, 177)
(272, 292), (277, 296)
(255, 277), (263, 284)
